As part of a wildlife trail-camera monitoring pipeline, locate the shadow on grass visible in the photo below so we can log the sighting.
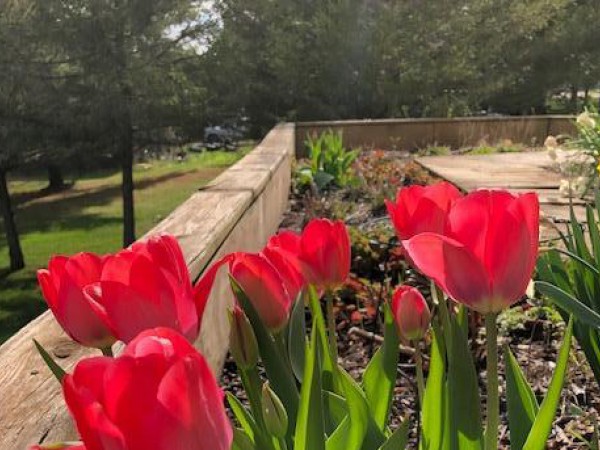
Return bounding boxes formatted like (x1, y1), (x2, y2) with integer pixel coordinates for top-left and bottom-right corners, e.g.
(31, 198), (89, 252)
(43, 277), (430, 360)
(0, 171), (192, 241)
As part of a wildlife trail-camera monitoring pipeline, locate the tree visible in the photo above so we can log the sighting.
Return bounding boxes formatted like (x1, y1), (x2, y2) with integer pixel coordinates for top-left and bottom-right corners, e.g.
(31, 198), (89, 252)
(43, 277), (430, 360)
(31, 0), (213, 247)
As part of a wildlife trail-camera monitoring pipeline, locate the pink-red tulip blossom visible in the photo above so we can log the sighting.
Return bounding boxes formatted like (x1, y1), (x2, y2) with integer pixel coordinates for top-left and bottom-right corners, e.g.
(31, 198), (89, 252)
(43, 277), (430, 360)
(298, 219), (351, 289)
(403, 190), (539, 314)
(84, 235), (206, 343)
(391, 286), (431, 341)
(63, 328), (232, 450)
(38, 253), (115, 349)
(386, 182), (463, 240)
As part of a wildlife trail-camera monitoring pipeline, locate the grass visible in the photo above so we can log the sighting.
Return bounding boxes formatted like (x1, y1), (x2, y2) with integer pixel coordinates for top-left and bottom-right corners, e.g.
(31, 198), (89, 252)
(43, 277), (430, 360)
(0, 149), (249, 343)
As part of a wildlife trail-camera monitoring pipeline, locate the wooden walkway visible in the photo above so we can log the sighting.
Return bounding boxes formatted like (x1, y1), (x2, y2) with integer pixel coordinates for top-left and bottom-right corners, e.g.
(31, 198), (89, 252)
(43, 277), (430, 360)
(416, 151), (589, 242)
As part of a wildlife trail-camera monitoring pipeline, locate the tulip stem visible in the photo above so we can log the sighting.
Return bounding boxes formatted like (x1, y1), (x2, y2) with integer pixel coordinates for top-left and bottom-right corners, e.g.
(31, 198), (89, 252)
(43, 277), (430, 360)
(485, 313), (499, 450)
(324, 291), (338, 360)
(414, 342), (425, 406)
(101, 346), (113, 357)
(241, 368), (276, 450)
(432, 282), (452, 347)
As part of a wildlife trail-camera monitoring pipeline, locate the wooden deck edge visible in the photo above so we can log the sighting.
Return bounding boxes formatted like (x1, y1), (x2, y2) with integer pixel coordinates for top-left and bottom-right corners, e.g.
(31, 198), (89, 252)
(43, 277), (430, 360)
(0, 123), (295, 449)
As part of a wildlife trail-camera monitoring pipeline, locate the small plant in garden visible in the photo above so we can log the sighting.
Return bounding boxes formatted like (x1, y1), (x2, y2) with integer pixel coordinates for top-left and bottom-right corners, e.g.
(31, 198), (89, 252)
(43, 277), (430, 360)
(296, 131), (359, 191)
(545, 109), (600, 198)
(27, 179), (590, 449)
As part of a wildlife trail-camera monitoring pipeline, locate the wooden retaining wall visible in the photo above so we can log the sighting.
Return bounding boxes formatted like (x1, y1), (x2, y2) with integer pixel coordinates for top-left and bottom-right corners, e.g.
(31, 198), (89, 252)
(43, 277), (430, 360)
(0, 123), (295, 450)
(295, 116), (575, 156)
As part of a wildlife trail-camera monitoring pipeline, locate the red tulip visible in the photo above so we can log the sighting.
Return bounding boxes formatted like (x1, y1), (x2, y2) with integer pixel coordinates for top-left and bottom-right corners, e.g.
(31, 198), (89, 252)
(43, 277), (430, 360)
(391, 286), (431, 341)
(298, 219), (350, 289)
(403, 190), (539, 314)
(84, 235), (204, 343)
(195, 251), (295, 332)
(385, 182), (462, 240)
(262, 230), (305, 300)
(37, 253), (115, 349)
(63, 328), (232, 450)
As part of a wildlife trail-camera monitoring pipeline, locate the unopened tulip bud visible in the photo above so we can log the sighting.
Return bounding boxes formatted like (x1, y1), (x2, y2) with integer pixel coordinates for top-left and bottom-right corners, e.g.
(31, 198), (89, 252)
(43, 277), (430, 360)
(262, 382), (288, 438)
(391, 286), (431, 341)
(228, 306), (258, 369)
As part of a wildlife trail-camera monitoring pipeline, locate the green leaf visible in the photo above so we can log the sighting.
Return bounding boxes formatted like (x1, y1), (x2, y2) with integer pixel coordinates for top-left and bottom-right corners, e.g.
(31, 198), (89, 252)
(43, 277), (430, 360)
(420, 326), (447, 450)
(227, 392), (258, 443)
(447, 313), (484, 450)
(536, 281), (600, 330)
(232, 428), (256, 450)
(362, 303), (400, 432)
(307, 285), (340, 394)
(326, 368), (369, 450)
(295, 326), (326, 450)
(289, 291), (307, 382)
(323, 391), (348, 429)
(379, 419), (410, 450)
(504, 345), (539, 450)
(33, 339), (66, 382)
(522, 317), (574, 450)
(230, 276), (299, 436)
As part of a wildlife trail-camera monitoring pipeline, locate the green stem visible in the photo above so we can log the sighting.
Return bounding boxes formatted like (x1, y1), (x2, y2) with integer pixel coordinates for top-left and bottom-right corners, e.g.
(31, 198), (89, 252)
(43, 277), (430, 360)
(101, 346), (114, 357)
(325, 291), (338, 361)
(432, 281), (452, 347)
(414, 342), (425, 406)
(485, 313), (499, 450)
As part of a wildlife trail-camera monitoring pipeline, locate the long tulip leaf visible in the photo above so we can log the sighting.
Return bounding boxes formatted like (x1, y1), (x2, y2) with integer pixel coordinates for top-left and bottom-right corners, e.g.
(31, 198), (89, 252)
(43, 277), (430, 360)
(420, 326), (447, 450)
(33, 339), (66, 382)
(227, 392), (258, 443)
(522, 317), (574, 450)
(378, 418), (410, 450)
(447, 313), (484, 450)
(504, 345), (539, 450)
(536, 281), (600, 330)
(295, 326), (326, 450)
(232, 428), (256, 450)
(289, 291), (307, 382)
(362, 302), (399, 432)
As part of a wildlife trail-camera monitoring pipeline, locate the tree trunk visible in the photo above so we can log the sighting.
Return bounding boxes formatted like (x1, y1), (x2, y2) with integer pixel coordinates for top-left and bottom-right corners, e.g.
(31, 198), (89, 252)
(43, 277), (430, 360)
(46, 163), (65, 191)
(120, 126), (135, 247)
(0, 168), (25, 271)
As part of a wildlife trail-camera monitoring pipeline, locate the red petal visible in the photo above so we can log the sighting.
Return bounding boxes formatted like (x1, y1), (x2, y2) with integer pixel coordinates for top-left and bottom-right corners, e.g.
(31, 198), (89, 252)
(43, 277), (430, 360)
(403, 233), (492, 312)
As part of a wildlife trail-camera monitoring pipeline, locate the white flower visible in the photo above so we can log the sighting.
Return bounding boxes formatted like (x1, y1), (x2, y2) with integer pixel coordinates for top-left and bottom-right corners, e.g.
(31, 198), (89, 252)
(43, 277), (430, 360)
(548, 148), (557, 161)
(577, 111), (596, 128)
(544, 135), (558, 149)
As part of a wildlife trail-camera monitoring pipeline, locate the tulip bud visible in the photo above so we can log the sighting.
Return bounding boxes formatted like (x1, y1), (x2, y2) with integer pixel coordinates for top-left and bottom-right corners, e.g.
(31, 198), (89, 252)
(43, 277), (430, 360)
(391, 286), (431, 341)
(228, 306), (258, 369)
(262, 382), (288, 438)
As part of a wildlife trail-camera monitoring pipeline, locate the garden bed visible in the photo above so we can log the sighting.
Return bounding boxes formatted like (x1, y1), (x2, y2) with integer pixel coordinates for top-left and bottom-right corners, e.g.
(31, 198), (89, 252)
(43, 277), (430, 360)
(224, 147), (600, 449)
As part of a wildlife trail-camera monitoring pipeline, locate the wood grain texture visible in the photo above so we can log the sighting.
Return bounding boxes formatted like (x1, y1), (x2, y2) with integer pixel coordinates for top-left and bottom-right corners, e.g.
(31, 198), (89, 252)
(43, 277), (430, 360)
(296, 116), (575, 155)
(416, 150), (591, 242)
(0, 123), (295, 450)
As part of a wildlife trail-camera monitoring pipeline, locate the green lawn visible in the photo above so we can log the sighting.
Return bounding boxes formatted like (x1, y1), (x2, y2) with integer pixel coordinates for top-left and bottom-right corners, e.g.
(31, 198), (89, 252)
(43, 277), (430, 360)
(0, 149), (248, 343)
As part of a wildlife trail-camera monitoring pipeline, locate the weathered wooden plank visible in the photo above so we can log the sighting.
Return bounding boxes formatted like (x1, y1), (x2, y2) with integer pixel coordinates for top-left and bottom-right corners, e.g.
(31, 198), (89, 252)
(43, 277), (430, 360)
(0, 123), (296, 450)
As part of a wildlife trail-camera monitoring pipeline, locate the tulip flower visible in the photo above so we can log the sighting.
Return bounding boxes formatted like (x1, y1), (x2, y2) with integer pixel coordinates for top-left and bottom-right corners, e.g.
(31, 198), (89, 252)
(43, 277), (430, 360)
(84, 234), (204, 344)
(37, 253), (115, 349)
(298, 219), (350, 289)
(402, 189), (539, 315)
(195, 251), (295, 332)
(391, 285), (431, 341)
(385, 181), (463, 240)
(263, 230), (305, 300)
(62, 328), (233, 450)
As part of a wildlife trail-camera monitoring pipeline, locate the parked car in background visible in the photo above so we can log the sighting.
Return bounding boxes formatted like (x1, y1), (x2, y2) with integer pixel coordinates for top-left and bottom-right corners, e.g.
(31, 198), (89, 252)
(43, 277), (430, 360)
(203, 118), (248, 151)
